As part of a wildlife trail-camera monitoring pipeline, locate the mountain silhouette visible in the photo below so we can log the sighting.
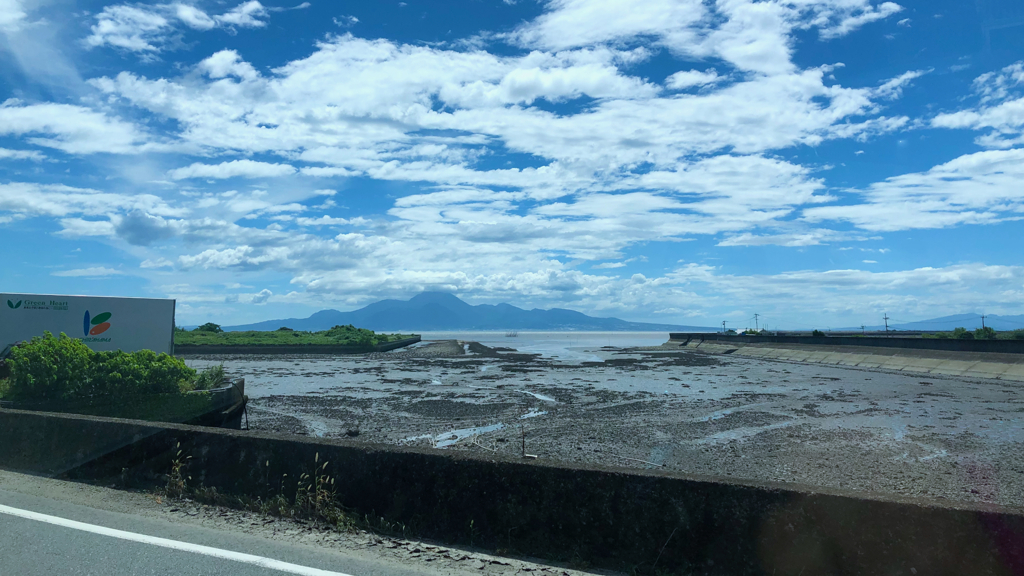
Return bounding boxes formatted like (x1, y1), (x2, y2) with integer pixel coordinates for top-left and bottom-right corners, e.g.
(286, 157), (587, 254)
(853, 313), (1024, 332)
(223, 292), (716, 332)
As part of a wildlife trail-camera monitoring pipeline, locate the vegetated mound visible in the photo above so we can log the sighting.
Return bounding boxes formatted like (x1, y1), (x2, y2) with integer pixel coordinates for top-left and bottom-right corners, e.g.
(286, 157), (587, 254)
(175, 324), (414, 347)
(0, 332), (224, 422)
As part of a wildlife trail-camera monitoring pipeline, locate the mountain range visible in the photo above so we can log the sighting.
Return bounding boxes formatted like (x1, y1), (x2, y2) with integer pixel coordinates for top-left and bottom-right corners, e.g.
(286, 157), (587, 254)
(223, 292), (717, 332)
(851, 313), (1024, 332)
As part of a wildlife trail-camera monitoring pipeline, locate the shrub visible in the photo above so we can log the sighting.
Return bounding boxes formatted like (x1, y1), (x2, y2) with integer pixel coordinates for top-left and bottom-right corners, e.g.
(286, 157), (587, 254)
(974, 326), (997, 340)
(89, 349), (194, 397)
(276, 327), (294, 331)
(1013, 329), (1024, 340)
(194, 323), (223, 333)
(952, 327), (974, 340)
(2, 332), (92, 401)
(1, 332), (196, 401)
(811, 329), (826, 337)
(192, 365), (226, 391)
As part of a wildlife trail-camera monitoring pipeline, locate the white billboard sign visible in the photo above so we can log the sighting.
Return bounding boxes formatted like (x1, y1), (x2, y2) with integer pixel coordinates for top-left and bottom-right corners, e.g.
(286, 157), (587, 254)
(1, 293), (175, 355)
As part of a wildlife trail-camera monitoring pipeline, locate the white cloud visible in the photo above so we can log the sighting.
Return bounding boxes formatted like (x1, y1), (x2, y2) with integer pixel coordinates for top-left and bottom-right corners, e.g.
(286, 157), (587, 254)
(817, 1), (902, 39)
(52, 267), (126, 277)
(215, 1), (269, 28)
(86, 2), (271, 54)
(169, 160), (297, 179)
(0, 0), (28, 33)
(803, 148), (1024, 231)
(0, 147), (44, 160)
(333, 15), (358, 27)
(665, 69), (720, 89)
(0, 182), (181, 220)
(175, 3), (216, 30)
(666, 261), (1024, 322)
(250, 288), (272, 304)
(0, 101), (153, 154)
(508, 0), (903, 76)
(198, 49), (259, 80)
(875, 69), (928, 99)
(932, 62), (1024, 148)
(85, 4), (172, 52)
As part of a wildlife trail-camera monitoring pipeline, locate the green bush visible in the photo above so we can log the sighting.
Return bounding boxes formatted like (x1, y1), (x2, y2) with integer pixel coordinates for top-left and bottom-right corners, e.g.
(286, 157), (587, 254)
(194, 322), (223, 333)
(1012, 329), (1024, 340)
(2, 332), (92, 401)
(974, 326), (997, 340)
(952, 327), (974, 340)
(811, 329), (825, 337)
(192, 365), (226, 391)
(1, 332), (197, 402)
(88, 349), (194, 398)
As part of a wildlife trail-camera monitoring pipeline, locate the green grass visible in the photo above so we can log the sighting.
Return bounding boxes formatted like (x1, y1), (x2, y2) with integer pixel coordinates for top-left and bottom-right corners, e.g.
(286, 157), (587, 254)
(174, 325), (415, 347)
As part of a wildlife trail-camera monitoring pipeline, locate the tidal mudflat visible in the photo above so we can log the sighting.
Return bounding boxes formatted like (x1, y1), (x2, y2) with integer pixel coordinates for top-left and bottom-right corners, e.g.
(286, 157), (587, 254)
(182, 339), (1024, 507)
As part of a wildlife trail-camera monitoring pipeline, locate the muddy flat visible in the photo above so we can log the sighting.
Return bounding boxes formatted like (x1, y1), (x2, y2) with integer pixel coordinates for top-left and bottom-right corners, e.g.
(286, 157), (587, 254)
(182, 339), (1024, 508)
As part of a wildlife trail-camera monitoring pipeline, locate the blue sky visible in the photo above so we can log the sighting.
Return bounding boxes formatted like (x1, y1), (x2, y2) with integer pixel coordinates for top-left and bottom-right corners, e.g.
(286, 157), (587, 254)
(1, 0), (1023, 329)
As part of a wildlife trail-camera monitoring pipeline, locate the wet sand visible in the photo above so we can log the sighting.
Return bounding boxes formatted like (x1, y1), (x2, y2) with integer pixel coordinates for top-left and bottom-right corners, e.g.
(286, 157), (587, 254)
(181, 340), (1024, 508)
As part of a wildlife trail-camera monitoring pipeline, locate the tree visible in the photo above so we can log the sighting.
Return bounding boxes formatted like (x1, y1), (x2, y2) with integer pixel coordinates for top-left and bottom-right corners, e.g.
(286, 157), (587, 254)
(812, 329), (825, 337)
(974, 326), (997, 340)
(194, 322), (223, 333)
(952, 327), (974, 340)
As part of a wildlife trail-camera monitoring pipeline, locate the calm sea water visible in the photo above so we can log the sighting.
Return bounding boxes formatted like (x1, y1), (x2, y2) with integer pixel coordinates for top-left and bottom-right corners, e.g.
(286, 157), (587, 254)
(416, 331), (672, 362)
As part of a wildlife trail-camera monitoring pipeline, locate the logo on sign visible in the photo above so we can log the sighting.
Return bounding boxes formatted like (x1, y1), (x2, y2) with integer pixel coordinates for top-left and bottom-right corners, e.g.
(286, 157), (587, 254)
(83, 311), (113, 336)
(7, 300), (21, 309)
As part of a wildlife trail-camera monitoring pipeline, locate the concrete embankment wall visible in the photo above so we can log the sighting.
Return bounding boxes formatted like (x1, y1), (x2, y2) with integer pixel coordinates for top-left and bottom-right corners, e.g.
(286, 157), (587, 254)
(670, 336), (1024, 382)
(174, 336), (421, 356)
(2, 408), (1022, 575)
(669, 333), (1024, 354)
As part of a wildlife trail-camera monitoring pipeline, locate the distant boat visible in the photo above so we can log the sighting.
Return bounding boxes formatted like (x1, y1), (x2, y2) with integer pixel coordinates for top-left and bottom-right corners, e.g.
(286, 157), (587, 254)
(505, 330), (518, 337)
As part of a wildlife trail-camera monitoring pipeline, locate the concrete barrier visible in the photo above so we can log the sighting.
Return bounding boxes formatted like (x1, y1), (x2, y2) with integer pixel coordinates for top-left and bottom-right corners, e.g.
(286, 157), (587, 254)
(1, 408), (1022, 575)
(670, 333), (1024, 354)
(174, 336), (421, 356)
(672, 339), (1024, 382)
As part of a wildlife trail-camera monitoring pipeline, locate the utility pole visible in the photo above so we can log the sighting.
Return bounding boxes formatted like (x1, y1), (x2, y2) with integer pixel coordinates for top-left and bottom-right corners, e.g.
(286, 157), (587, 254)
(883, 313), (890, 336)
(981, 314), (987, 330)
(861, 325), (866, 335)
(722, 321), (727, 334)
(754, 313), (760, 331)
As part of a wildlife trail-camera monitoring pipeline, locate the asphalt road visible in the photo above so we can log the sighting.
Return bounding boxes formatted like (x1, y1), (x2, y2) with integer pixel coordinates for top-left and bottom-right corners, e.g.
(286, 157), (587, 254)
(0, 489), (438, 576)
(0, 471), (590, 576)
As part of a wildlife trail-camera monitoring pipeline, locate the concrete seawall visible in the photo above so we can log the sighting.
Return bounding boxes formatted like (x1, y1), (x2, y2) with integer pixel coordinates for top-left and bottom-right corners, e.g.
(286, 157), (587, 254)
(669, 337), (1024, 382)
(1, 408), (1022, 575)
(174, 336), (421, 356)
(669, 333), (1024, 354)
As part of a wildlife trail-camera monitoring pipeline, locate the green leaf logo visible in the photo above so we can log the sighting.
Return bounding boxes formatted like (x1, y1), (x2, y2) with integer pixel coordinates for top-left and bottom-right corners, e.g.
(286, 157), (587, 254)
(7, 300), (21, 309)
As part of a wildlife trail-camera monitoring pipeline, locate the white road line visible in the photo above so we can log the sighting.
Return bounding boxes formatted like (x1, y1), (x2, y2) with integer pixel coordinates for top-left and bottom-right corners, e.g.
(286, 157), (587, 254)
(0, 504), (354, 576)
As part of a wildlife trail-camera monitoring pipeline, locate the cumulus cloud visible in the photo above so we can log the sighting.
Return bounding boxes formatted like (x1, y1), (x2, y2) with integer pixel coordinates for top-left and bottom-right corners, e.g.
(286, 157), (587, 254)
(665, 69), (720, 89)
(85, 1), (270, 54)
(114, 211), (177, 245)
(250, 288), (272, 304)
(169, 160), (297, 179)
